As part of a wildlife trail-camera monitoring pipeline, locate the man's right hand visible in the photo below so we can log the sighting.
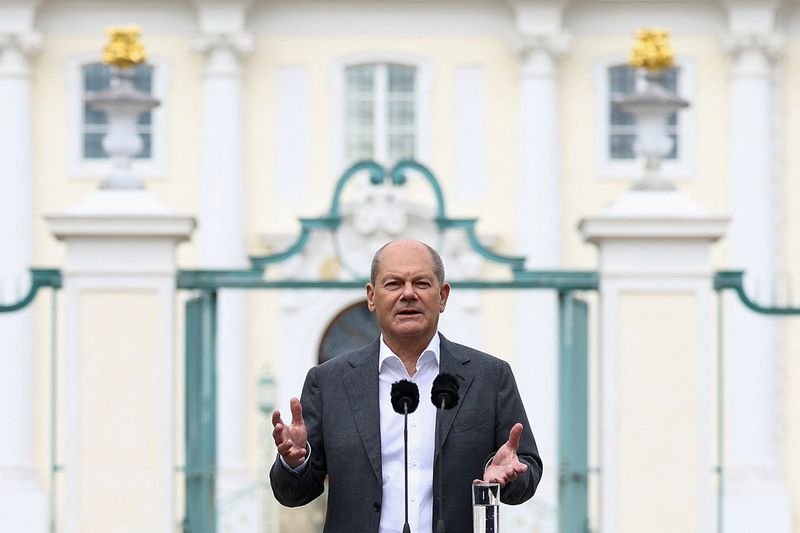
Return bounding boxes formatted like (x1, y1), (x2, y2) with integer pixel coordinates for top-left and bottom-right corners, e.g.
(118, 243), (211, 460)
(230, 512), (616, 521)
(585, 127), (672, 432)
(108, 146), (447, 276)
(272, 397), (308, 469)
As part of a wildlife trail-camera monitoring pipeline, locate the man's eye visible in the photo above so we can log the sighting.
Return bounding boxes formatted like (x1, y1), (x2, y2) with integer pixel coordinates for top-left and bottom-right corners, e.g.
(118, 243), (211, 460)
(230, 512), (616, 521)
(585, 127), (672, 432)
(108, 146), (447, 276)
(385, 282), (400, 289)
(415, 282), (431, 289)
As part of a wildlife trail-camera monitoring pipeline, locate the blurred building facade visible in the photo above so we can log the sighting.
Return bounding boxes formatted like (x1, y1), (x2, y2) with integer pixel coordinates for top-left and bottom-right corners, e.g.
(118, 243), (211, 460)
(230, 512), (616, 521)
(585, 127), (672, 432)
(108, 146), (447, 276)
(1, 0), (800, 532)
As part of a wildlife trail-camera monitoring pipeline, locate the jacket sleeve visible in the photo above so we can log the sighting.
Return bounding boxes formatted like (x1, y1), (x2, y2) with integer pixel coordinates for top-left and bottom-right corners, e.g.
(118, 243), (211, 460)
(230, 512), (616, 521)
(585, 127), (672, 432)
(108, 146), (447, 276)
(269, 365), (328, 507)
(489, 360), (543, 505)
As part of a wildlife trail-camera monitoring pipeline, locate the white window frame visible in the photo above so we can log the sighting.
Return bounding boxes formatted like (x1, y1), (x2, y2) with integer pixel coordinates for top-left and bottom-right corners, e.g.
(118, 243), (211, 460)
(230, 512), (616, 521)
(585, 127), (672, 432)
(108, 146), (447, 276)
(66, 51), (169, 179)
(331, 51), (431, 175)
(594, 53), (695, 180)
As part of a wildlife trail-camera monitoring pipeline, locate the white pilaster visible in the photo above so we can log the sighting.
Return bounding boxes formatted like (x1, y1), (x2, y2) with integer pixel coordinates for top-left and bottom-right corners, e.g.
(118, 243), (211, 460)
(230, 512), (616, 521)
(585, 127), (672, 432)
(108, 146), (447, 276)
(194, 1), (259, 529)
(508, 2), (569, 530)
(720, 2), (792, 529)
(580, 190), (727, 533)
(45, 190), (194, 533)
(0, 24), (46, 533)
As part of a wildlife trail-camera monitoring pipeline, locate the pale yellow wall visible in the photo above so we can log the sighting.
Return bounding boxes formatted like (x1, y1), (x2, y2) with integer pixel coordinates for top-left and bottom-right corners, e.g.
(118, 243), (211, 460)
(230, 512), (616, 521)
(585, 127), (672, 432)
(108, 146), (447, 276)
(78, 291), (161, 532)
(782, 37), (800, 532)
(616, 292), (702, 533)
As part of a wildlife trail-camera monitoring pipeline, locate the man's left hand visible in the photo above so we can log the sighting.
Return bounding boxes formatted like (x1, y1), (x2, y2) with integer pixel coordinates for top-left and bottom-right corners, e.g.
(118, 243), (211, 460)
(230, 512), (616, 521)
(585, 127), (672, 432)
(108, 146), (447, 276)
(476, 423), (528, 487)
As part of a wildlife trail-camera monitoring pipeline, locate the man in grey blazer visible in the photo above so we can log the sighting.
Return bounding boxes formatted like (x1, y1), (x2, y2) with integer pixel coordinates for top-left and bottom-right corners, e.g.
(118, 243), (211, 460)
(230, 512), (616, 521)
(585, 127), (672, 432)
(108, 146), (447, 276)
(270, 239), (542, 532)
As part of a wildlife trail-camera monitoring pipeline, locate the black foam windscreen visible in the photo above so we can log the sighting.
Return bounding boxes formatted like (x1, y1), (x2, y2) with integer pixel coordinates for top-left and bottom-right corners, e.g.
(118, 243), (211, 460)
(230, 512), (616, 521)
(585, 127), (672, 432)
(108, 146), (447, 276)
(390, 379), (420, 414)
(430, 373), (459, 409)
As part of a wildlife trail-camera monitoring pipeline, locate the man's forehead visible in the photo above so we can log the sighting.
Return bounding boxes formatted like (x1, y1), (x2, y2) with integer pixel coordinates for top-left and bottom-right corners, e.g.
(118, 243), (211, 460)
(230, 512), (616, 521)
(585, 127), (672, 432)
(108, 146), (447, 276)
(377, 266), (436, 279)
(378, 244), (435, 270)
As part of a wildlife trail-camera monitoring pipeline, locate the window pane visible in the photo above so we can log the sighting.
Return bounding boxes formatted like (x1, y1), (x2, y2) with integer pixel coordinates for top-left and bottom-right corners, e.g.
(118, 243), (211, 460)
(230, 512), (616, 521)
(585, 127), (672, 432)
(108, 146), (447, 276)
(388, 134), (414, 160)
(346, 100), (374, 126)
(346, 65), (374, 92)
(608, 65), (635, 95)
(84, 132), (107, 159)
(667, 134), (677, 159)
(137, 133), (152, 159)
(610, 105), (636, 126)
(388, 100), (414, 127)
(610, 134), (636, 160)
(388, 65), (415, 93)
(85, 104), (108, 125)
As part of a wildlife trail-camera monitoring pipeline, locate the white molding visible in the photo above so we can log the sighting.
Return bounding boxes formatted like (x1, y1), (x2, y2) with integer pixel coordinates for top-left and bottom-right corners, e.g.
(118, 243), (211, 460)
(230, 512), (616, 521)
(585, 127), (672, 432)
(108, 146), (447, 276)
(330, 50), (432, 176)
(592, 52), (696, 181)
(65, 51), (170, 180)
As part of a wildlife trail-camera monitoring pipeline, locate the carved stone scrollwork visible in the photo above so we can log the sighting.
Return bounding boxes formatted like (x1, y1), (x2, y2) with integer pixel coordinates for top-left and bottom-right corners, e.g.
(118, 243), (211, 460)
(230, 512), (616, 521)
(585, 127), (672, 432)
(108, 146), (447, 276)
(193, 32), (254, 77)
(509, 31), (571, 79)
(721, 33), (784, 61)
(352, 185), (408, 236)
(0, 32), (42, 76)
(193, 32), (255, 58)
(510, 32), (571, 61)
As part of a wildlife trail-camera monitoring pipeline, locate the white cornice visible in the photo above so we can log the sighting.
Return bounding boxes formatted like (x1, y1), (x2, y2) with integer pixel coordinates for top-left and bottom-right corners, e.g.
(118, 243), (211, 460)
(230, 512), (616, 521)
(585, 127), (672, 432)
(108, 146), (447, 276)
(579, 189), (728, 243)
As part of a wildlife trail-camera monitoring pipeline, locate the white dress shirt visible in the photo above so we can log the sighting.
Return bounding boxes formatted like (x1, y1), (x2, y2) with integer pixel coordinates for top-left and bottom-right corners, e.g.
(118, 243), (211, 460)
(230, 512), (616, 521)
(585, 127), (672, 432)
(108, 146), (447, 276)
(281, 334), (440, 532)
(378, 334), (439, 533)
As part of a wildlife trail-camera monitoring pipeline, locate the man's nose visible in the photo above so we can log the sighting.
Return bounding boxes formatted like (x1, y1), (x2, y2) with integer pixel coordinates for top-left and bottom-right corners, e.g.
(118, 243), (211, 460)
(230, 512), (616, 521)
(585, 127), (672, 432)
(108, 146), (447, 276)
(400, 282), (417, 300)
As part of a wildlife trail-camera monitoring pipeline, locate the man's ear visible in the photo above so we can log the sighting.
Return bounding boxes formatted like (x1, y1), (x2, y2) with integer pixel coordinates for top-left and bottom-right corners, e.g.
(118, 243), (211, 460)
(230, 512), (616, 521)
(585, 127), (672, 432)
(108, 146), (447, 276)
(438, 282), (451, 312)
(366, 283), (376, 312)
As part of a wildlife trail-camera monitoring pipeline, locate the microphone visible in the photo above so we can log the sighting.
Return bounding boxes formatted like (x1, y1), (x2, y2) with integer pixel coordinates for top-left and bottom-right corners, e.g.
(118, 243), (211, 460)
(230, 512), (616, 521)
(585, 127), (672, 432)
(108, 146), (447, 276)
(431, 373), (459, 410)
(430, 373), (460, 533)
(391, 379), (420, 415)
(390, 380), (419, 533)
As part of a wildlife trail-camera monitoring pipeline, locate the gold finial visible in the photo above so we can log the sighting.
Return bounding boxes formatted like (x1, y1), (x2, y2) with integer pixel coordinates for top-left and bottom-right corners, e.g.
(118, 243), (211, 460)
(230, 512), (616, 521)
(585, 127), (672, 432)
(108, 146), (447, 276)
(629, 28), (674, 71)
(102, 25), (147, 68)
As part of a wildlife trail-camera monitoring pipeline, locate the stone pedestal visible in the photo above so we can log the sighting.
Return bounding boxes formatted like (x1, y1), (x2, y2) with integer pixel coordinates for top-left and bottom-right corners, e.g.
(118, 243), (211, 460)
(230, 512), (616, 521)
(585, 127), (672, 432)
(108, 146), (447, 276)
(580, 190), (726, 533)
(46, 189), (194, 533)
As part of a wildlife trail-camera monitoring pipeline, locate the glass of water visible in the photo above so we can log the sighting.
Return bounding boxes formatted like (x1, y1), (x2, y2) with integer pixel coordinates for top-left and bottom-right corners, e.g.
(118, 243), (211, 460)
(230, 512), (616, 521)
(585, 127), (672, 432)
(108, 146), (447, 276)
(472, 482), (500, 533)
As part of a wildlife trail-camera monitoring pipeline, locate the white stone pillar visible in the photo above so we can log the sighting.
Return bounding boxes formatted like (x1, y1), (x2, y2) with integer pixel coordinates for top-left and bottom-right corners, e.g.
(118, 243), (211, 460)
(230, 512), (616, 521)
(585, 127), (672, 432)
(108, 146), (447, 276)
(0, 29), (45, 533)
(509, 2), (570, 529)
(580, 190), (727, 533)
(194, 6), (259, 527)
(721, 18), (792, 532)
(46, 191), (194, 533)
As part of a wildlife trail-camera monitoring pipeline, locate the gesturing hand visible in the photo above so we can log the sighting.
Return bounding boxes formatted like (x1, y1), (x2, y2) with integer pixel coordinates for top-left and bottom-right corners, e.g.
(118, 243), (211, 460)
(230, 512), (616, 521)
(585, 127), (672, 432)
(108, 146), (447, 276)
(272, 397), (308, 469)
(477, 423), (528, 487)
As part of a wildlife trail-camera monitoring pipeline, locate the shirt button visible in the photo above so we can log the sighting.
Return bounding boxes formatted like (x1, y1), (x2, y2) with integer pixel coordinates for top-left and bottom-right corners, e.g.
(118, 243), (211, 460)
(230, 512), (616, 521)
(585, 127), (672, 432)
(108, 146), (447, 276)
(411, 422), (417, 428)
(411, 460), (418, 467)
(411, 496), (416, 503)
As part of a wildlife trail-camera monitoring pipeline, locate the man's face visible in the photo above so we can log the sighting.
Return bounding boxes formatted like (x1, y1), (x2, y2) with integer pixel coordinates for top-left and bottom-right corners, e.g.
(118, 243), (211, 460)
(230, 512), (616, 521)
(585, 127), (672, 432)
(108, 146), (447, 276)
(366, 241), (450, 344)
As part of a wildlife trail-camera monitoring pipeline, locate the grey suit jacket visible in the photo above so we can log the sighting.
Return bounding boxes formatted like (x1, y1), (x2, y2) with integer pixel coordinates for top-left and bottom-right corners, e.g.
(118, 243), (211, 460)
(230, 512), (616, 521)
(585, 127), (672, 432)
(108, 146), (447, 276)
(270, 333), (542, 533)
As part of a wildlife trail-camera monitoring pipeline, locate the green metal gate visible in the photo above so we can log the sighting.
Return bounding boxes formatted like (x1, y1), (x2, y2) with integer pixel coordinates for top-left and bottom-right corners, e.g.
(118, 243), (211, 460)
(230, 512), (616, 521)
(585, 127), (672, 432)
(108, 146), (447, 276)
(184, 291), (218, 533)
(558, 293), (589, 533)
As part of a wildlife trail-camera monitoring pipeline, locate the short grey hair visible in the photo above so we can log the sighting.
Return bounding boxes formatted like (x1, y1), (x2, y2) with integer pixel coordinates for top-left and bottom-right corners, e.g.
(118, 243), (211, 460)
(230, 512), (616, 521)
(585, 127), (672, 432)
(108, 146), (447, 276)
(370, 240), (445, 286)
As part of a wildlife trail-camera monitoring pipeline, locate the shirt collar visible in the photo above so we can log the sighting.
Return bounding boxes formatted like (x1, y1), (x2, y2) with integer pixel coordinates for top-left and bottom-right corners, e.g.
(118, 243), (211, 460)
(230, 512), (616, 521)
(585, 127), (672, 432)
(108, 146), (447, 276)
(379, 333), (440, 372)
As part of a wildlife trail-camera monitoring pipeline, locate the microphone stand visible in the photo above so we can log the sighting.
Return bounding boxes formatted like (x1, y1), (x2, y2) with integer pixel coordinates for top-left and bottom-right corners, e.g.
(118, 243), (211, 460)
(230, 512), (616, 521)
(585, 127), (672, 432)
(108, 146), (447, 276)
(403, 403), (411, 533)
(436, 397), (446, 533)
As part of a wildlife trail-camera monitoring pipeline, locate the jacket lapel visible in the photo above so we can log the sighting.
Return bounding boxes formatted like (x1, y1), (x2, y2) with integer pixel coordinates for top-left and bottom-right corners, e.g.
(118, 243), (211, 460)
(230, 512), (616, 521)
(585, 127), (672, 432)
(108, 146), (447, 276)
(342, 339), (382, 485)
(435, 334), (475, 460)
